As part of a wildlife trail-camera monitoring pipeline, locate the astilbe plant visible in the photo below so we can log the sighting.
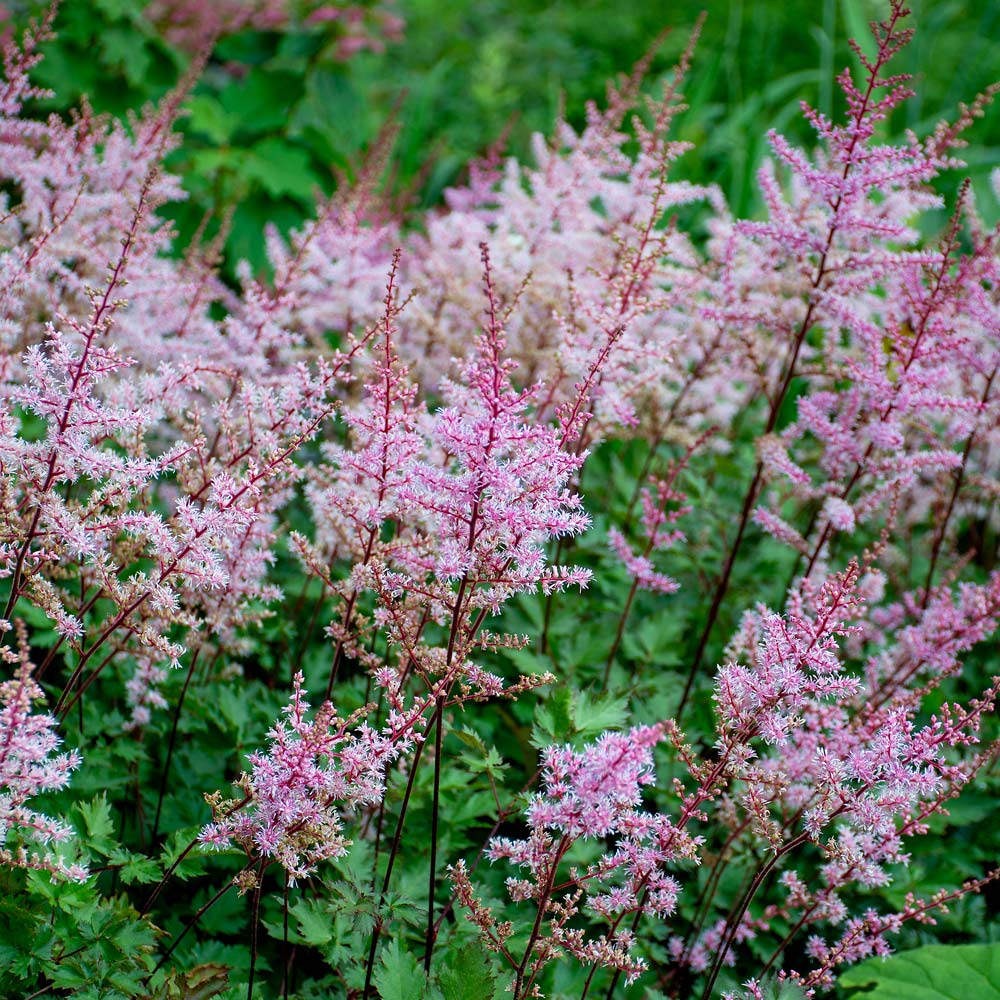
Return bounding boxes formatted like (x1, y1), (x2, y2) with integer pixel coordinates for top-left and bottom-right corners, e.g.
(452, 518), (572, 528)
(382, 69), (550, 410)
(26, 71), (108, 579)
(0, 12), (384, 731)
(451, 723), (688, 997)
(453, 558), (1000, 997)
(199, 670), (411, 885)
(0, 2), (999, 999)
(0, 620), (85, 881)
(268, 23), (730, 449)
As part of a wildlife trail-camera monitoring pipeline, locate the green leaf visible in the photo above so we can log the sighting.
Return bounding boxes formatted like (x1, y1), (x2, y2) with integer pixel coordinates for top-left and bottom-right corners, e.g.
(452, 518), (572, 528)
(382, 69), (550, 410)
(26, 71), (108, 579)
(290, 898), (334, 947)
(454, 727), (508, 777)
(185, 96), (240, 145)
(214, 685), (254, 741)
(243, 139), (320, 200)
(148, 963), (231, 1000)
(571, 690), (629, 740)
(92, 0), (136, 16)
(532, 688), (629, 747)
(108, 850), (162, 885)
(217, 69), (303, 135)
(160, 829), (211, 880)
(77, 795), (116, 854)
(289, 67), (368, 164)
(756, 976), (808, 1000)
(840, 942), (1000, 999)
(374, 940), (428, 1000)
(435, 943), (499, 1000)
(532, 687), (574, 746)
(98, 28), (152, 86)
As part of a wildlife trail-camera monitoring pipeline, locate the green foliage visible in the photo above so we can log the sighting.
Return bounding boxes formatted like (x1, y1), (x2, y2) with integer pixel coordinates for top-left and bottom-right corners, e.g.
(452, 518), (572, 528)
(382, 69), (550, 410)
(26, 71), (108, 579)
(532, 687), (629, 746)
(840, 942), (1000, 999)
(0, 867), (158, 999)
(435, 943), (500, 1000)
(374, 940), (428, 1000)
(16, 0), (1000, 280)
(148, 963), (232, 1000)
(371, 940), (500, 1000)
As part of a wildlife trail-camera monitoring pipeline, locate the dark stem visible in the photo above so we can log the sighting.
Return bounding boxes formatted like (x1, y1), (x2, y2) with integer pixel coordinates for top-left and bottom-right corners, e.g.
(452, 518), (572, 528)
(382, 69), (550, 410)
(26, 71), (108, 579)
(923, 365), (997, 605)
(595, 905), (644, 1000)
(603, 578), (639, 685)
(699, 834), (807, 1000)
(677, 461), (764, 719)
(514, 836), (568, 999)
(362, 721), (433, 999)
(424, 695), (446, 972)
(152, 649), (201, 843)
(673, 0), (908, 720)
(141, 838), (198, 917)
(540, 536), (569, 655)
(292, 591), (326, 679)
(283, 872), (291, 1000)
(247, 866), (264, 1000)
(152, 878), (235, 974)
(142, 795), (251, 917)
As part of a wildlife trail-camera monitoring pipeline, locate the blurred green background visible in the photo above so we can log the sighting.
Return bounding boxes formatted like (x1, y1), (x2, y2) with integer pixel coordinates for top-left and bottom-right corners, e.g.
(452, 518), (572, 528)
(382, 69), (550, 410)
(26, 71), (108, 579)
(9, 0), (1000, 270)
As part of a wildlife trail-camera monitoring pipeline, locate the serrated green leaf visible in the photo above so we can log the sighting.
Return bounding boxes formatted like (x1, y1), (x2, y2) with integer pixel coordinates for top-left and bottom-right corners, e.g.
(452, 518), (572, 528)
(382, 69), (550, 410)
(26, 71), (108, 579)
(185, 96), (240, 145)
(572, 691), (628, 739)
(218, 69), (303, 135)
(108, 850), (162, 885)
(374, 940), (428, 1000)
(756, 975), (808, 1000)
(840, 942), (1000, 999)
(161, 829), (212, 880)
(435, 943), (499, 1000)
(77, 795), (116, 853)
(98, 28), (152, 85)
(532, 687), (574, 746)
(453, 727), (489, 755)
(241, 138), (321, 200)
(291, 898), (334, 947)
(148, 962), (231, 1000)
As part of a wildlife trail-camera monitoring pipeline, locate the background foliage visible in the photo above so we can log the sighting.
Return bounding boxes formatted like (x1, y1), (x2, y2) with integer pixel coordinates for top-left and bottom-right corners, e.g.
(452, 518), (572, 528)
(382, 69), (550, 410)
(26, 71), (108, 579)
(10, 0), (1000, 270)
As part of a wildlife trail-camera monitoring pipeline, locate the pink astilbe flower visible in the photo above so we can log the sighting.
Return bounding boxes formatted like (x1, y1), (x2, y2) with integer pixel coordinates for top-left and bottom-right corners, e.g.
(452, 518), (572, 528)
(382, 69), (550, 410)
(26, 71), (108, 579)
(755, 200), (991, 572)
(0, 170), (373, 726)
(453, 724), (692, 996)
(123, 655), (169, 731)
(0, 20), (319, 698)
(345, 33), (727, 447)
(715, 565), (865, 753)
(145, 0), (403, 56)
(862, 571), (1000, 698)
(263, 184), (399, 345)
(0, 621), (85, 882)
(393, 246), (592, 611)
(291, 253), (424, 673)
(299, 246), (592, 710)
(792, 874), (999, 992)
(0, 6), (387, 715)
(609, 449), (696, 596)
(145, 0), (292, 48)
(715, 5), (1000, 581)
(454, 556), (1000, 997)
(0, 16), (206, 378)
(670, 912), (774, 976)
(200, 671), (409, 885)
(608, 527), (680, 595)
(679, 559), (1000, 992)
